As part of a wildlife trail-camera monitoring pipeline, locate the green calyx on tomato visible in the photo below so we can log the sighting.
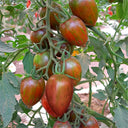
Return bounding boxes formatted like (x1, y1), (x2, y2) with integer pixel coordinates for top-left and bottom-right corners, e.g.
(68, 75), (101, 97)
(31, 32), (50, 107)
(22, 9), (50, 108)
(20, 76), (45, 107)
(59, 16), (88, 47)
(69, 0), (98, 26)
(46, 74), (73, 117)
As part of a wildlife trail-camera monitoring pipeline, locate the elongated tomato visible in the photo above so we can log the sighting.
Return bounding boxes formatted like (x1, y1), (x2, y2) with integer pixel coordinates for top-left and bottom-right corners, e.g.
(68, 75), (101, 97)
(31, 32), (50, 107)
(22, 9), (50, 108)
(46, 74), (73, 117)
(41, 92), (58, 118)
(69, 0), (98, 26)
(59, 16), (88, 47)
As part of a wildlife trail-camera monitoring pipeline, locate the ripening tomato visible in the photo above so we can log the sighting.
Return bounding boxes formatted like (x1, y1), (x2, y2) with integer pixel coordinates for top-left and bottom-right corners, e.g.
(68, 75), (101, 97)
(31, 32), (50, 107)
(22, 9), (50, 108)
(30, 28), (48, 48)
(53, 40), (74, 57)
(79, 116), (99, 128)
(53, 121), (72, 128)
(20, 77), (45, 107)
(59, 16), (88, 47)
(33, 51), (53, 76)
(30, 28), (46, 43)
(39, 2), (62, 30)
(69, 0), (98, 26)
(62, 56), (82, 86)
(46, 74), (73, 117)
(41, 91), (58, 118)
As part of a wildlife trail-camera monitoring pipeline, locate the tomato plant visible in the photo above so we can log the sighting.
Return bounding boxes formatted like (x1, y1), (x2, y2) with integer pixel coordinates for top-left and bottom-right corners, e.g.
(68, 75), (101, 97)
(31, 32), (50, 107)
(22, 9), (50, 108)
(69, 0), (98, 26)
(46, 74), (73, 117)
(0, 0), (128, 128)
(20, 76), (45, 107)
(53, 121), (72, 128)
(59, 16), (88, 46)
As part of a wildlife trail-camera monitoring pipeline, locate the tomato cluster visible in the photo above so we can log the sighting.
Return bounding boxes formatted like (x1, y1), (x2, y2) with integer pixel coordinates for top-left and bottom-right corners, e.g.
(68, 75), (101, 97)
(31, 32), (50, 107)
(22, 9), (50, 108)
(20, 0), (99, 127)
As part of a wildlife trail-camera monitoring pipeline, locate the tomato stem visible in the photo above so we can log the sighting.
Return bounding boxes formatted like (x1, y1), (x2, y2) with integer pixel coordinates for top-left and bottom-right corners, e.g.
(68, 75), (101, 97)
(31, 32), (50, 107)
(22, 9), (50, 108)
(88, 82), (92, 108)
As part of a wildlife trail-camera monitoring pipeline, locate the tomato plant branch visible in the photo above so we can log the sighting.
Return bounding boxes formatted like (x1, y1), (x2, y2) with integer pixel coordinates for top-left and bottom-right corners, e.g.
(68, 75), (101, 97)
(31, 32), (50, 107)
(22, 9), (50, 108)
(27, 105), (42, 126)
(111, 19), (123, 44)
(88, 82), (92, 108)
(88, 26), (106, 40)
(4, 46), (30, 70)
(102, 98), (108, 115)
(36, 0), (46, 8)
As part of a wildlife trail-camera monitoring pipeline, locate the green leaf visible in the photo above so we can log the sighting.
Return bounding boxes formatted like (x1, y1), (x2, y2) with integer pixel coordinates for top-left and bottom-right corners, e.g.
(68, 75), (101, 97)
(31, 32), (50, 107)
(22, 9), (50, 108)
(6, 72), (19, 88)
(116, 2), (124, 19)
(22, 51), (34, 74)
(89, 36), (109, 67)
(14, 35), (29, 48)
(0, 40), (17, 53)
(16, 124), (28, 128)
(14, 3), (25, 10)
(117, 36), (128, 56)
(76, 53), (90, 77)
(91, 67), (104, 80)
(0, 72), (19, 127)
(33, 118), (45, 128)
(116, 48), (124, 63)
(93, 90), (107, 100)
(114, 105), (128, 128)
(123, 0), (128, 19)
(11, 111), (21, 123)
(106, 66), (114, 80)
(15, 100), (31, 114)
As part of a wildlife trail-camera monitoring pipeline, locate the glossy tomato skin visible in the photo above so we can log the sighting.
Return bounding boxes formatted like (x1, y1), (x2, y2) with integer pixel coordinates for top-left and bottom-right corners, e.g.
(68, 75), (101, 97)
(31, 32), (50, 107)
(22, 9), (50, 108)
(79, 116), (99, 128)
(53, 121), (72, 128)
(69, 0), (98, 26)
(63, 57), (82, 86)
(33, 51), (53, 76)
(33, 51), (50, 69)
(60, 16), (88, 46)
(30, 28), (46, 44)
(39, 2), (62, 30)
(41, 91), (58, 118)
(20, 77), (45, 106)
(46, 74), (73, 117)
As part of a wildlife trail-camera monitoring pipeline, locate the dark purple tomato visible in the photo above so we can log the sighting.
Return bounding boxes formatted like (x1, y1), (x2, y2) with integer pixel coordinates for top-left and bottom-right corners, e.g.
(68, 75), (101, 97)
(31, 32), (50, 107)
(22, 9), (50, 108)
(53, 121), (72, 128)
(69, 0), (98, 26)
(41, 91), (58, 118)
(33, 51), (53, 77)
(30, 28), (46, 44)
(79, 116), (99, 128)
(46, 74), (73, 117)
(39, 2), (62, 30)
(63, 56), (82, 86)
(59, 16), (88, 47)
(20, 77), (45, 107)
